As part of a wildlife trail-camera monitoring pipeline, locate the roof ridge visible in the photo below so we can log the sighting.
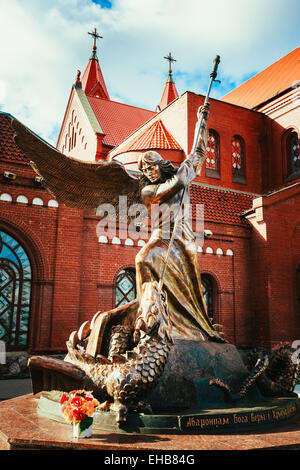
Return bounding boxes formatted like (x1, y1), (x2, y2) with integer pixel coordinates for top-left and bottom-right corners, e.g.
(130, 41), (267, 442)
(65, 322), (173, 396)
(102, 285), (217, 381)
(88, 94), (155, 114)
(159, 120), (171, 149)
(191, 181), (260, 197)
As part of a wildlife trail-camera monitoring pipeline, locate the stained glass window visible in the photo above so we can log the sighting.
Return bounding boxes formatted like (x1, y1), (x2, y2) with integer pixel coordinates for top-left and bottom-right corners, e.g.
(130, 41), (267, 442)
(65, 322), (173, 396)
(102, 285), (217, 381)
(205, 130), (220, 178)
(0, 231), (31, 349)
(232, 135), (246, 183)
(286, 131), (300, 179)
(115, 269), (136, 308)
(201, 274), (214, 321)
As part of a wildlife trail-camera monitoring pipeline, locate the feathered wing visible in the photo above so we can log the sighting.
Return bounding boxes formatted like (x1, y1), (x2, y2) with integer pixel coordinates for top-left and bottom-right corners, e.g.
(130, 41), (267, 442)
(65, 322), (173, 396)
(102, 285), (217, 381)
(12, 118), (141, 210)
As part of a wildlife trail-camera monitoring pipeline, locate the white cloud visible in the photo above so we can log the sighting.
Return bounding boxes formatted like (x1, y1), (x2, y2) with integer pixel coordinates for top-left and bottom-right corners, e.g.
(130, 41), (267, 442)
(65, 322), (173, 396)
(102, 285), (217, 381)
(0, 81), (6, 103)
(0, 0), (299, 145)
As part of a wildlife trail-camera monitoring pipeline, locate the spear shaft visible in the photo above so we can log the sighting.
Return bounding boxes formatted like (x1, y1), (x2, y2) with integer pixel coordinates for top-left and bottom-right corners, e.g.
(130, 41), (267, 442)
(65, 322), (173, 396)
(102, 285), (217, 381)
(191, 55), (220, 155)
(158, 55), (220, 293)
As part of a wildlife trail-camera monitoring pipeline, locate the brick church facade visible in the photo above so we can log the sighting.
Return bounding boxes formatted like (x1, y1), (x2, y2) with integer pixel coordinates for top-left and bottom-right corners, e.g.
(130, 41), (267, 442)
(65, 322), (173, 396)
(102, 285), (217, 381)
(0, 41), (299, 353)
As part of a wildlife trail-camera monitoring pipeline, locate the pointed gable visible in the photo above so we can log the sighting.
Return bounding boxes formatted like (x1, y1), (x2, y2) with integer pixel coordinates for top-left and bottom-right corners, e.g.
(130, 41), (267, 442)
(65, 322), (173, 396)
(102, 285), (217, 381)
(114, 119), (182, 154)
(81, 51), (110, 99)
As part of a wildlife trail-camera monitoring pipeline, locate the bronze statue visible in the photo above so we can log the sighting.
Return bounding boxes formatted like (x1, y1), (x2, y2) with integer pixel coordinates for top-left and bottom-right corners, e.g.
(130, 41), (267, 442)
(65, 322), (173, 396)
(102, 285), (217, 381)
(12, 103), (224, 345)
(135, 142), (223, 342)
(11, 100), (226, 420)
(10, 53), (300, 426)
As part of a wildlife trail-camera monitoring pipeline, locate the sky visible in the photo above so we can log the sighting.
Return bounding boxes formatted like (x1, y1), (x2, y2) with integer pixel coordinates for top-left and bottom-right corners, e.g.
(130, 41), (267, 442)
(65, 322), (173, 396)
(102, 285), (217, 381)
(0, 0), (299, 145)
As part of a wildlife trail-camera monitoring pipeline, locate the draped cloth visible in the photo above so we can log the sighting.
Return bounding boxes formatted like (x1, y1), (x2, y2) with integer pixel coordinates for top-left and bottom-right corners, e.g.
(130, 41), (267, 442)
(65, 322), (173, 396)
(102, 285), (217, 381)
(136, 158), (223, 342)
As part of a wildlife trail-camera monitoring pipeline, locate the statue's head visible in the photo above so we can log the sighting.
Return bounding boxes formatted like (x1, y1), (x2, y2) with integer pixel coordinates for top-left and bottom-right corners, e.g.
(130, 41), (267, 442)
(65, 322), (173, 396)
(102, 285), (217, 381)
(138, 151), (177, 185)
(138, 151), (163, 183)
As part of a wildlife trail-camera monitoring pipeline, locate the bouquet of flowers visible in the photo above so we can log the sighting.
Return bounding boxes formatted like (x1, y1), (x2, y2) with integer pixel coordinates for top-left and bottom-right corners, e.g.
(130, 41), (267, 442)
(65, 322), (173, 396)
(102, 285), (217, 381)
(60, 390), (99, 438)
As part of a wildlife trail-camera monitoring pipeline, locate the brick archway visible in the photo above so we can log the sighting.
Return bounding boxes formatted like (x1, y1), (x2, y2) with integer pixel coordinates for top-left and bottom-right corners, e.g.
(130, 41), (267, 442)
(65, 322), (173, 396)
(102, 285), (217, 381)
(0, 216), (50, 352)
(201, 271), (221, 325)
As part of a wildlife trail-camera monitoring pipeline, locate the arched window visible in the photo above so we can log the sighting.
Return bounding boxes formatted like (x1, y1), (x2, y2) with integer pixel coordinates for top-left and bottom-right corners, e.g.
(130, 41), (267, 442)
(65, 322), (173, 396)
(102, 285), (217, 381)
(0, 231), (32, 350)
(286, 131), (300, 181)
(201, 273), (215, 322)
(115, 269), (136, 308)
(232, 135), (246, 184)
(205, 130), (220, 178)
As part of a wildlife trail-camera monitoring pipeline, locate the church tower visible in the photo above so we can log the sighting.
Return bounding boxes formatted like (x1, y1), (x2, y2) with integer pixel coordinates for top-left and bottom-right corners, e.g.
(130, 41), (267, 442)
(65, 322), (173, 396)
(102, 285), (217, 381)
(56, 28), (154, 161)
(156, 52), (179, 112)
(81, 28), (110, 99)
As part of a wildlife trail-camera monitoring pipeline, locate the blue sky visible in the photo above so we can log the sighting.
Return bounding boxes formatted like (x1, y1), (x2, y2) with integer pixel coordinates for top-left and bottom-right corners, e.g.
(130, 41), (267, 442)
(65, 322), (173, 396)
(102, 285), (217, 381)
(0, 0), (299, 145)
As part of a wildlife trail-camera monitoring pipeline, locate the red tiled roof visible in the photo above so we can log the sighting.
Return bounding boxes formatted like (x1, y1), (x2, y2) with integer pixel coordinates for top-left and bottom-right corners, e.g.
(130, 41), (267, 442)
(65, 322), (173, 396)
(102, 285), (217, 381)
(157, 79), (179, 111)
(190, 183), (255, 225)
(222, 47), (300, 109)
(116, 119), (182, 154)
(0, 113), (27, 162)
(88, 96), (156, 148)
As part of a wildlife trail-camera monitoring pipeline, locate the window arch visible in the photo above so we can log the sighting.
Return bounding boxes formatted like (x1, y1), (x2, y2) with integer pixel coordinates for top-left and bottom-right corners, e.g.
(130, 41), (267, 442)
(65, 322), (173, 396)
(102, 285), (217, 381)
(0, 231), (32, 350)
(16, 195), (28, 204)
(232, 135), (246, 183)
(115, 268), (136, 308)
(205, 130), (220, 178)
(0, 193), (12, 202)
(285, 130), (300, 181)
(201, 273), (217, 322)
(32, 197), (43, 206)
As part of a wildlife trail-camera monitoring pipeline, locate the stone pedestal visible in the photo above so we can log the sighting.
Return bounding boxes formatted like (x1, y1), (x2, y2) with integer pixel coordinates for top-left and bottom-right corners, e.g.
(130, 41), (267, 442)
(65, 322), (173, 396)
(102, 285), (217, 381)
(1, 394), (300, 449)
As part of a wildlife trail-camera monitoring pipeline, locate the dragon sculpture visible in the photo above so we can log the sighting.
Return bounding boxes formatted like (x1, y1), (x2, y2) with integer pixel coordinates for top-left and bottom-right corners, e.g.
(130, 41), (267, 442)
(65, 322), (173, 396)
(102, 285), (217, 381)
(209, 345), (300, 402)
(29, 281), (174, 423)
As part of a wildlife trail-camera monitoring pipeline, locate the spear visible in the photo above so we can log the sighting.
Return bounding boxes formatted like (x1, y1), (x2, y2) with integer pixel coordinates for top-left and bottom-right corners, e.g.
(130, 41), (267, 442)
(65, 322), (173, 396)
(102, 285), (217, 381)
(191, 55), (220, 155)
(158, 55), (221, 293)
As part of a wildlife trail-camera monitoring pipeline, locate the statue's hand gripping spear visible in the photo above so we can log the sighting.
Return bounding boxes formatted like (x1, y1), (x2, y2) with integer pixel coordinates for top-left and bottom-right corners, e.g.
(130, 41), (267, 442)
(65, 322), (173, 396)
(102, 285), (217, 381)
(158, 55), (221, 294)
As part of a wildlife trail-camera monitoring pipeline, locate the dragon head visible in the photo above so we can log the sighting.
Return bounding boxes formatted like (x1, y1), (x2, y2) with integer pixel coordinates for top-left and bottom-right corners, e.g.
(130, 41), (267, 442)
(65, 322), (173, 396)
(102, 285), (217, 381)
(133, 281), (173, 343)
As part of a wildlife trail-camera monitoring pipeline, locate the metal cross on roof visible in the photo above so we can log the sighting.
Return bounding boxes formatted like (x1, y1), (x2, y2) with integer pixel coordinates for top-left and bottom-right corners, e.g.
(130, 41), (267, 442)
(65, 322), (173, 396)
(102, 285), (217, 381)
(88, 27), (103, 50)
(164, 52), (176, 74)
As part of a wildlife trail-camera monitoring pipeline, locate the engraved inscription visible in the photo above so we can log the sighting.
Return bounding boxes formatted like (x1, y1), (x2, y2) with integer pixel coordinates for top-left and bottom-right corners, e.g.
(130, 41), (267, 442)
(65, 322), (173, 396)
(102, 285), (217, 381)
(181, 403), (298, 431)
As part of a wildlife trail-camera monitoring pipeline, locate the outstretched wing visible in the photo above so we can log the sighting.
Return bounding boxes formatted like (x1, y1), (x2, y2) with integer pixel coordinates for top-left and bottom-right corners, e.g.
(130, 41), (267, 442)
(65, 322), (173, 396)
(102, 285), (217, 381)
(12, 118), (141, 210)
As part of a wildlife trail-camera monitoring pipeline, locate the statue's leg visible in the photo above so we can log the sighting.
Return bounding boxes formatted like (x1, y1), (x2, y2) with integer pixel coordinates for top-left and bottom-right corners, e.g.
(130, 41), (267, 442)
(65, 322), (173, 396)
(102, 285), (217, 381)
(135, 237), (162, 300)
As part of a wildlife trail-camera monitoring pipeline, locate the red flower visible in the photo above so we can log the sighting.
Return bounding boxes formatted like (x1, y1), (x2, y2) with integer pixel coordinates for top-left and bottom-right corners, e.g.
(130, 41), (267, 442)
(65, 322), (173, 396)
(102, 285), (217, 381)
(84, 395), (93, 401)
(73, 409), (87, 422)
(60, 389), (99, 423)
(60, 392), (68, 405)
(71, 395), (83, 407)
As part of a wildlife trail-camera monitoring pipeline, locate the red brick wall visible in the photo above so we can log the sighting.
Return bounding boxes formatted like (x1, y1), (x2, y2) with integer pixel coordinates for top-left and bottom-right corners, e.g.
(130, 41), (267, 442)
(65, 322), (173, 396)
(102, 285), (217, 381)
(186, 93), (268, 194)
(249, 185), (300, 348)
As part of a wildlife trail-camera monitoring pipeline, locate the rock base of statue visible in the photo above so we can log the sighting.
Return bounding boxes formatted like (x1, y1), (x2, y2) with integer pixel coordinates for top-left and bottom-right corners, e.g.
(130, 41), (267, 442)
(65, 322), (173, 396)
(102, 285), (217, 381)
(146, 339), (263, 410)
(36, 341), (300, 434)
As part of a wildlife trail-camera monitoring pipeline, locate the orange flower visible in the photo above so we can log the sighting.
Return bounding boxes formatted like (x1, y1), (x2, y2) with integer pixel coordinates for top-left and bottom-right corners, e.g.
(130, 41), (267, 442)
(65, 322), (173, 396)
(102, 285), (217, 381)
(60, 390), (99, 424)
